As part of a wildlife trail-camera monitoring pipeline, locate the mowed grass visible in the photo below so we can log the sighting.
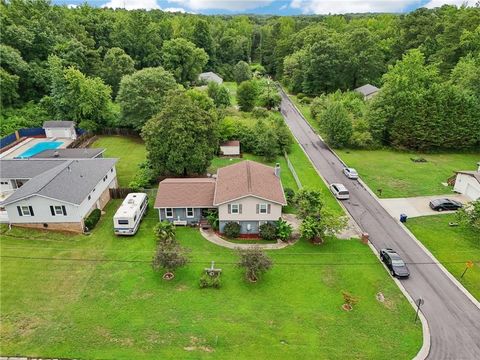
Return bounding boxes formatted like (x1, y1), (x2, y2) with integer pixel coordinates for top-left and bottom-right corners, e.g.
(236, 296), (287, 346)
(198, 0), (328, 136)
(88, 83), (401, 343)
(0, 200), (421, 359)
(336, 149), (480, 198)
(406, 214), (480, 300)
(90, 135), (146, 187)
(223, 81), (238, 106)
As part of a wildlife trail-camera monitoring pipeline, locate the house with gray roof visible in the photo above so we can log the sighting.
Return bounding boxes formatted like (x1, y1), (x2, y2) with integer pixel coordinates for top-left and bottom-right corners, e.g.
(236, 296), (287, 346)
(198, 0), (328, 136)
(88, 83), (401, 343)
(0, 158), (118, 232)
(354, 84), (380, 100)
(198, 72), (223, 84)
(31, 148), (105, 159)
(43, 120), (77, 139)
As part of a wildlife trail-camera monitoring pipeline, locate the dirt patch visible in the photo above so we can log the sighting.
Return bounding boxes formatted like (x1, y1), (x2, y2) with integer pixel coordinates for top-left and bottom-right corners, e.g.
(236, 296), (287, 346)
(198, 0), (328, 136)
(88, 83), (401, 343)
(321, 267), (337, 288)
(183, 336), (214, 353)
(175, 284), (188, 292)
(0, 314), (44, 340)
(95, 326), (134, 347)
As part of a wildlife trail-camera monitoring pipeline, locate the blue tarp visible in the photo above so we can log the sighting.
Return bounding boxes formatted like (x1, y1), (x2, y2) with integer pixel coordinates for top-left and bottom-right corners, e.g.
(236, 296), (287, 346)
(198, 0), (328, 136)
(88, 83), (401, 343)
(18, 127), (45, 137)
(0, 132), (17, 149)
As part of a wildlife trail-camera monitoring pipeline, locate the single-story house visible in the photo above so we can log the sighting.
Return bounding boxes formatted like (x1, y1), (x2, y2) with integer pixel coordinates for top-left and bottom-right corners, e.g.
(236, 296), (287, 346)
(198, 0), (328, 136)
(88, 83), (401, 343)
(31, 148), (105, 159)
(198, 72), (223, 84)
(154, 160), (287, 235)
(354, 84), (380, 100)
(43, 120), (77, 139)
(220, 140), (240, 156)
(453, 165), (480, 201)
(0, 158), (118, 231)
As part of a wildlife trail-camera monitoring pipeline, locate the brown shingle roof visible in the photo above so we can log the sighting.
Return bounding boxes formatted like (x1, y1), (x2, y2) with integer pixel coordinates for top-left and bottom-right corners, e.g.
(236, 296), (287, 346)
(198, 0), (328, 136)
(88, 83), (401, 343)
(154, 178), (216, 208)
(221, 140), (240, 147)
(213, 160), (286, 205)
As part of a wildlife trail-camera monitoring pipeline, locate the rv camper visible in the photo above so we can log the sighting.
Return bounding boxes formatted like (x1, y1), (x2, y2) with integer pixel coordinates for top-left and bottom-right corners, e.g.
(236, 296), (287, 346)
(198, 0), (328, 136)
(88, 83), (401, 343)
(113, 193), (148, 235)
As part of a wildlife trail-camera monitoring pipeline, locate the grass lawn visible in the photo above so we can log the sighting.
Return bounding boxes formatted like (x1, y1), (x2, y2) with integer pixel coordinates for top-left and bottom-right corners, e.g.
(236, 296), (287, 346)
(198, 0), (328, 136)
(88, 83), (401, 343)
(336, 149), (480, 198)
(406, 214), (480, 300)
(90, 135), (146, 187)
(0, 200), (421, 359)
(223, 82), (238, 106)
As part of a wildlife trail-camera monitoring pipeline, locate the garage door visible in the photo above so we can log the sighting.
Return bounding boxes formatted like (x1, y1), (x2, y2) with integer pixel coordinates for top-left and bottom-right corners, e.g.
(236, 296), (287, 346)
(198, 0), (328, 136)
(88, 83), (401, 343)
(465, 183), (480, 200)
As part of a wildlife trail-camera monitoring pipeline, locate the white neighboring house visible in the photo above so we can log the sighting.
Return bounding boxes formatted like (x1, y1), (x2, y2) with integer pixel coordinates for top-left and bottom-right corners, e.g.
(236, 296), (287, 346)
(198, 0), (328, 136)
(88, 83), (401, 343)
(0, 158), (118, 232)
(354, 84), (380, 100)
(198, 72), (223, 84)
(453, 163), (480, 201)
(43, 120), (77, 139)
(220, 140), (240, 156)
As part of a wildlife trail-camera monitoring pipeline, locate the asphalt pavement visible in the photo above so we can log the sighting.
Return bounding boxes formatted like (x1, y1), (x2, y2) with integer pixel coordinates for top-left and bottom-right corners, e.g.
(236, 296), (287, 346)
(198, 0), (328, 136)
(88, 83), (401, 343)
(279, 90), (480, 360)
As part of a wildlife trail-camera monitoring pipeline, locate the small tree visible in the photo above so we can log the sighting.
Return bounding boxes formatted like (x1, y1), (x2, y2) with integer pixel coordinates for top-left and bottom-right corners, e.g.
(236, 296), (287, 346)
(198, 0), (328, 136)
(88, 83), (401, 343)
(259, 222), (277, 240)
(456, 200), (480, 232)
(206, 209), (219, 230)
(295, 189), (324, 219)
(237, 248), (273, 282)
(152, 243), (189, 278)
(276, 218), (293, 242)
(154, 221), (176, 246)
(300, 209), (346, 244)
(237, 80), (259, 112)
(233, 60), (252, 84)
(207, 82), (231, 108)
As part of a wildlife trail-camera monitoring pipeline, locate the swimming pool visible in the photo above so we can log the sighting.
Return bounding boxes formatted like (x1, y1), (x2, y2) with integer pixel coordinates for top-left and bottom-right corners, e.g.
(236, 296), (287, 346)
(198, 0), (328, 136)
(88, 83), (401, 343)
(17, 141), (64, 158)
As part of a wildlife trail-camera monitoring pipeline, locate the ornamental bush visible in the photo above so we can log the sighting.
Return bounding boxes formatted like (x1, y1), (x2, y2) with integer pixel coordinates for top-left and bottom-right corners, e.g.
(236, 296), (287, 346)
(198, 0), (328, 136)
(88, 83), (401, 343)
(223, 221), (240, 238)
(199, 273), (222, 289)
(259, 222), (277, 240)
(84, 208), (101, 231)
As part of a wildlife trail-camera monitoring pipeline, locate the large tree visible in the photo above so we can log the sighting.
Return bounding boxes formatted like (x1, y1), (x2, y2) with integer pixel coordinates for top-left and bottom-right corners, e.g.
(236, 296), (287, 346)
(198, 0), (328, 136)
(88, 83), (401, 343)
(101, 47), (135, 97)
(116, 67), (178, 130)
(237, 79), (259, 112)
(161, 38), (208, 85)
(142, 90), (218, 176)
(233, 60), (252, 84)
(321, 101), (353, 148)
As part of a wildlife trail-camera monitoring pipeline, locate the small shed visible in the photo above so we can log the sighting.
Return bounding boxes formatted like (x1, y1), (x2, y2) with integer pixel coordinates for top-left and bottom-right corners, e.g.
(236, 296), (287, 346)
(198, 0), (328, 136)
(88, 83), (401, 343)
(220, 140), (240, 156)
(43, 121), (76, 139)
(453, 170), (480, 201)
(354, 84), (380, 100)
(199, 72), (223, 84)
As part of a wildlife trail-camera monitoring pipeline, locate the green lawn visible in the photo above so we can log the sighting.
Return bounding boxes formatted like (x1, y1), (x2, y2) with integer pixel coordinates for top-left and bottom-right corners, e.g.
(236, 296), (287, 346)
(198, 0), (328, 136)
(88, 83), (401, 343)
(0, 200), (421, 359)
(90, 135), (146, 187)
(336, 149), (480, 198)
(223, 82), (238, 106)
(406, 215), (480, 300)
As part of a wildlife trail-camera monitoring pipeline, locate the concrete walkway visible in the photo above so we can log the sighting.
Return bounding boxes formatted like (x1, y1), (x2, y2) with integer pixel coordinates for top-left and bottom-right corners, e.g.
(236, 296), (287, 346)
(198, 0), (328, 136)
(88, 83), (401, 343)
(379, 194), (469, 219)
(199, 228), (292, 250)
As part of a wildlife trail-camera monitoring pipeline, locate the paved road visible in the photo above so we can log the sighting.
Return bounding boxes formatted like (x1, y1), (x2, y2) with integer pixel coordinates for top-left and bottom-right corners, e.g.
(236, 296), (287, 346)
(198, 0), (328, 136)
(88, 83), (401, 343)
(279, 90), (480, 360)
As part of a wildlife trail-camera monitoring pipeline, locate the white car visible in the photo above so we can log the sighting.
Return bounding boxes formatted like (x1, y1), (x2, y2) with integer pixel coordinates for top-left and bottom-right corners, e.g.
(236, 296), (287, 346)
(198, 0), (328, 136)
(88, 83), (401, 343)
(329, 183), (350, 200)
(343, 167), (358, 179)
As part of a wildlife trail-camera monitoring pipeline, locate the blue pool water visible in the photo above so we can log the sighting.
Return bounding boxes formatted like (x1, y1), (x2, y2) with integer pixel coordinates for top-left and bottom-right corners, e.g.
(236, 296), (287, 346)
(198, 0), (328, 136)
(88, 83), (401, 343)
(17, 141), (64, 158)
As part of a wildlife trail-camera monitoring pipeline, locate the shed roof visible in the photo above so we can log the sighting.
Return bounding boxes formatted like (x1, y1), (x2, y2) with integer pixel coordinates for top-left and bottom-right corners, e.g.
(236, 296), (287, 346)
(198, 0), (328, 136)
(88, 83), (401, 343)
(456, 171), (480, 184)
(154, 178), (216, 208)
(43, 120), (75, 128)
(354, 84), (380, 97)
(199, 72), (223, 84)
(221, 140), (240, 147)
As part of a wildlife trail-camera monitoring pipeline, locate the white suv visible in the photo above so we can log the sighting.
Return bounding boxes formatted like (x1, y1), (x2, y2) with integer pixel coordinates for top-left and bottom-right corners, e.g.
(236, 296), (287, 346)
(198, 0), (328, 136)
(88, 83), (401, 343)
(343, 167), (358, 179)
(329, 183), (350, 200)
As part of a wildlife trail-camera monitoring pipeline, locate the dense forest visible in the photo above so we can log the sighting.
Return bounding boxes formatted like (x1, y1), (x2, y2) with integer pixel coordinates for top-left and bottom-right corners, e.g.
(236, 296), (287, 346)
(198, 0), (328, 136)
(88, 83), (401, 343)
(1, 0), (479, 152)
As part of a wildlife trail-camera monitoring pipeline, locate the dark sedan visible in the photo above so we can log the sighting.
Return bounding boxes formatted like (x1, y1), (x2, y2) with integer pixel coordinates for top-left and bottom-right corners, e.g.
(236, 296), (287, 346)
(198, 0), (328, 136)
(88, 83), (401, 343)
(429, 198), (463, 212)
(380, 248), (410, 278)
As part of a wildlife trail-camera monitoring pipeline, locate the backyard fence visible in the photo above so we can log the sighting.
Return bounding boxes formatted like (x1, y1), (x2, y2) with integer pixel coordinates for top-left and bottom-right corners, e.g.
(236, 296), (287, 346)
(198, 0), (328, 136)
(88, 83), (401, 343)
(98, 128), (140, 137)
(67, 132), (95, 149)
(284, 152), (303, 189)
(0, 132), (18, 149)
(18, 127), (45, 137)
(109, 188), (134, 199)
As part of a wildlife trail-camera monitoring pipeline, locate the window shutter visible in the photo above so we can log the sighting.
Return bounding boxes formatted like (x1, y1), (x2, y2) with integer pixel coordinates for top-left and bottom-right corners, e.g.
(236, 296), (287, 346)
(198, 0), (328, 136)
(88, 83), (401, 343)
(29, 206), (34, 216)
(267, 204), (271, 214)
(256, 204), (259, 214)
(228, 204), (231, 214)
(17, 206), (22, 216)
(50, 206), (55, 216)
(239, 204), (242, 214)
(62, 206), (67, 216)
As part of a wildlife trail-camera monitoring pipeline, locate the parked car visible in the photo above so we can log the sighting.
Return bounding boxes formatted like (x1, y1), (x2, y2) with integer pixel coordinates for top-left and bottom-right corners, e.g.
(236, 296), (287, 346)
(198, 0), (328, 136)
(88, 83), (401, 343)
(380, 248), (410, 278)
(343, 167), (359, 179)
(429, 198), (463, 212)
(329, 183), (350, 200)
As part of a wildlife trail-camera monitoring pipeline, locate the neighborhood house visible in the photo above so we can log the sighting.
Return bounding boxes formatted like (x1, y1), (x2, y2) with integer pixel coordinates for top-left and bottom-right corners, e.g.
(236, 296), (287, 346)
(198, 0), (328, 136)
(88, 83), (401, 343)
(0, 158), (118, 232)
(453, 163), (480, 201)
(154, 160), (287, 235)
(354, 84), (380, 100)
(43, 120), (77, 140)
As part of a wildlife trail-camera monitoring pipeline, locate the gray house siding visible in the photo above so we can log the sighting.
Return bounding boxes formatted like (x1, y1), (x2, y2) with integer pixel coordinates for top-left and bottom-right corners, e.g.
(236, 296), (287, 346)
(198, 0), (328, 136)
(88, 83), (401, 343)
(219, 220), (276, 235)
(158, 208), (202, 224)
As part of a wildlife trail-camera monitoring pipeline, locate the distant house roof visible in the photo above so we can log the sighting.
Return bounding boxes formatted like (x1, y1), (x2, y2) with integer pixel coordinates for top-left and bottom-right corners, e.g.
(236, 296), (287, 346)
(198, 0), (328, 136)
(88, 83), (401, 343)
(213, 160), (286, 205)
(31, 148), (105, 159)
(354, 84), (380, 97)
(1, 158), (117, 206)
(456, 171), (480, 184)
(221, 140), (240, 147)
(43, 120), (75, 128)
(0, 159), (65, 179)
(198, 72), (223, 84)
(154, 178), (216, 208)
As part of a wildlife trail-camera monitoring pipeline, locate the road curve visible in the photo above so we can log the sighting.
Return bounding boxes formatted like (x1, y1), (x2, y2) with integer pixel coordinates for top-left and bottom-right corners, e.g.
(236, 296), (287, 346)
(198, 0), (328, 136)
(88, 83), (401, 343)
(279, 90), (480, 360)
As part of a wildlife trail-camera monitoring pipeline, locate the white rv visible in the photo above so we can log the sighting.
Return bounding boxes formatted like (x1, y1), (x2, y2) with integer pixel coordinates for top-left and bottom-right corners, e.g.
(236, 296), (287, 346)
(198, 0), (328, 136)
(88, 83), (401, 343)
(113, 193), (148, 235)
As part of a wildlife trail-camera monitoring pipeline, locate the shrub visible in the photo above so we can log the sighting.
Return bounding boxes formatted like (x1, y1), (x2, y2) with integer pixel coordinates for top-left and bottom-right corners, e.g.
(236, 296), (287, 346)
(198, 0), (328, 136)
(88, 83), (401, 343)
(297, 93), (305, 100)
(237, 248), (273, 282)
(259, 222), (277, 240)
(251, 107), (269, 119)
(276, 218), (293, 242)
(152, 243), (189, 275)
(199, 273), (222, 289)
(284, 188), (296, 205)
(154, 221), (176, 246)
(206, 210), (219, 231)
(84, 208), (101, 231)
(128, 160), (156, 190)
(223, 221), (241, 238)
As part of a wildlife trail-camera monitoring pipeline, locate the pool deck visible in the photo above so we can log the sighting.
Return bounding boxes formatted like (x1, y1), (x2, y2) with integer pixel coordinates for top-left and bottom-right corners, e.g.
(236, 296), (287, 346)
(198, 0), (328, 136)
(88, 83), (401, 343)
(0, 137), (73, 159)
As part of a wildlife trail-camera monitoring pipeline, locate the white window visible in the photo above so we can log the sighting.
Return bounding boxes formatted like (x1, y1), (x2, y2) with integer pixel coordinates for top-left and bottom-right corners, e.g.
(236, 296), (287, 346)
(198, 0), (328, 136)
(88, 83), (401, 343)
(54, 206), (64, 215)
(231, 204), (239, 214)
(165, 208), (173, 218)
(20, 206), (31, 216)
(259, 204), (268, 214)
(186, 208), (194, 218)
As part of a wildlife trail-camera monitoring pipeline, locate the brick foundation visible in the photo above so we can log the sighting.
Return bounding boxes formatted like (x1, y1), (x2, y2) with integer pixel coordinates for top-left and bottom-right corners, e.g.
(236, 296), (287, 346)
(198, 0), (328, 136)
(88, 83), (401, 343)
(12, 222), (84, 233)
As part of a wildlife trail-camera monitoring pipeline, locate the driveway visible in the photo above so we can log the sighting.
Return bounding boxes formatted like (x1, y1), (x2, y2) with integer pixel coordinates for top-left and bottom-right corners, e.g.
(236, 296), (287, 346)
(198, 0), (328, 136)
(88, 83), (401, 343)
(379, 194), (470, 219)
(279, 89), (480, 359)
